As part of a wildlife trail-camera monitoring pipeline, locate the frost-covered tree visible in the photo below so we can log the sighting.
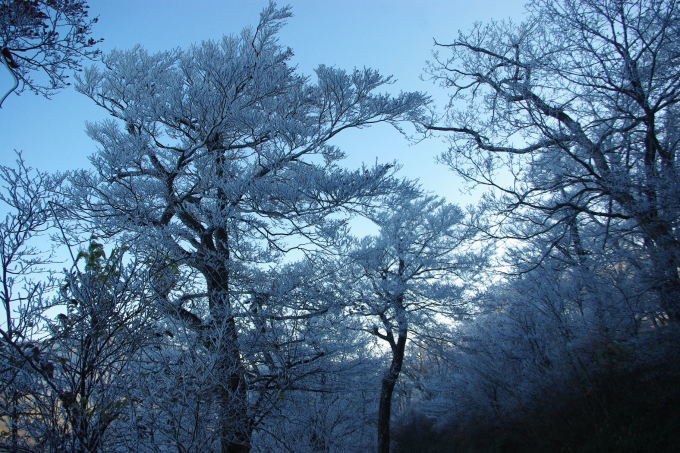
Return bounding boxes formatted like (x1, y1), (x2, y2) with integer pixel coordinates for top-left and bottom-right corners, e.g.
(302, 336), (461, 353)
(0, 156), (58, 344)
(401, 241), (659, 452)
(0, 156), (62, 451)
(44, 243), (152, 452)
(394, 192), (668, 450)
(346, 194), (483, 453)
(0, 0), (101, 106)
(427, 0), (680, 321)
(1, 235), (157, 453)
(250, 285), (380, 453)
(69, 4), (427, 452)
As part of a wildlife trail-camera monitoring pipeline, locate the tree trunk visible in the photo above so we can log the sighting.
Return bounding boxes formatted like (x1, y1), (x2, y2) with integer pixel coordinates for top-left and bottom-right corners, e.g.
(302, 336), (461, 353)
(377, 328), (407, 453)
(651, 243), (680, 323)
(216, 315), (251, 453)
(637, 216), (680, 322)
(205, 268), (252, 453)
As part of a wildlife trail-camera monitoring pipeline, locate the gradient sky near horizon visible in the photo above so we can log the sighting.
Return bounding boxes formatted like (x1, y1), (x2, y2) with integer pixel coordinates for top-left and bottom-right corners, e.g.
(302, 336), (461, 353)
(0, 0), (525, 203)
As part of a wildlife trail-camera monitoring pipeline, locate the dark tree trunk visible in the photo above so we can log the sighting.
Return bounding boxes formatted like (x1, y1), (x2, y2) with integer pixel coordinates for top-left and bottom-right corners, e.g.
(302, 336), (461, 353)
(636, 213), (680, 322)
(216, 315), (251, 453)
(205, 267), (252, 453)
(377, 325), (407, 453)
(651, 242), (680, 323)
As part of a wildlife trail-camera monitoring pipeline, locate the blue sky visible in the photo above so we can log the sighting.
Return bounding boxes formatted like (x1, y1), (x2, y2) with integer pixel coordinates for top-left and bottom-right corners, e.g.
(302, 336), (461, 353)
(0, 0), (524, 201)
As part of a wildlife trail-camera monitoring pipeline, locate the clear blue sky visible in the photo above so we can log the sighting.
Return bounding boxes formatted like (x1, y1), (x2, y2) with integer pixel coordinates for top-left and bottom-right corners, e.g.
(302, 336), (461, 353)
(0, 0), (524, 202)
